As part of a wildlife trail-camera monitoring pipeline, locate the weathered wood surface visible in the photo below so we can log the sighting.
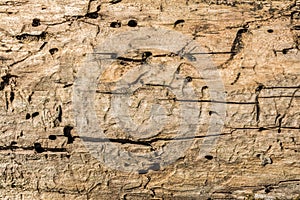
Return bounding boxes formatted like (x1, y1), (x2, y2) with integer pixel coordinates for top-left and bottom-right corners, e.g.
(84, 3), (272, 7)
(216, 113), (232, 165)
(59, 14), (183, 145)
(0, 0), (300, 199)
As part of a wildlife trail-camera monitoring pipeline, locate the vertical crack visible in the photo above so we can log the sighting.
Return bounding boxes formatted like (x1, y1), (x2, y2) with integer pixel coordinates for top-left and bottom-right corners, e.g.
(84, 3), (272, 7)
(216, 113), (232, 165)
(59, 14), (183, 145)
(255, 84), (264, 122)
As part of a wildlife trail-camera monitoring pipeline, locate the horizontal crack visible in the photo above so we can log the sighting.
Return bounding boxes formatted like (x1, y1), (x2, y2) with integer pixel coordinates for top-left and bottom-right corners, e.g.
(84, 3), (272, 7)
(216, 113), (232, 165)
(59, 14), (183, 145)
(80, 133), (231, 145)
(96, 90), (129, 95)
(81, 137), (152, 146)
(116, 56), (145, 63)
(159, 98), (256, 104)
(263, 86), (300, 89)
(0, 146), (67, 152)
(188, 51), (233, 55)
(95, 92), (256, 104)
(228, 126), (300, 131)
(259, 95), (300, 98)
(15, 31), (47, 41)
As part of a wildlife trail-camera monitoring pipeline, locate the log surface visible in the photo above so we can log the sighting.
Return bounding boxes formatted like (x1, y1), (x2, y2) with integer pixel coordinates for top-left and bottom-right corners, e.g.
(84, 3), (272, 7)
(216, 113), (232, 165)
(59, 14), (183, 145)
(0, 0), (299, 199)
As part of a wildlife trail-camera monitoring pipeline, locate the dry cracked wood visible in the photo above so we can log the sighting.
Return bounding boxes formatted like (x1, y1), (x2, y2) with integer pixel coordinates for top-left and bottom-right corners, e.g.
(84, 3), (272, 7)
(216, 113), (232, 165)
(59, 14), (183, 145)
(0, 0), (300, 199)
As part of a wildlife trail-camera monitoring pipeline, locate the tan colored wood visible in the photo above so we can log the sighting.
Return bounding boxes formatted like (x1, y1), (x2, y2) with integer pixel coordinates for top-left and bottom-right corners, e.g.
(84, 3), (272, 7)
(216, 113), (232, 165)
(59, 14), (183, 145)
(0, 0), (299, 199)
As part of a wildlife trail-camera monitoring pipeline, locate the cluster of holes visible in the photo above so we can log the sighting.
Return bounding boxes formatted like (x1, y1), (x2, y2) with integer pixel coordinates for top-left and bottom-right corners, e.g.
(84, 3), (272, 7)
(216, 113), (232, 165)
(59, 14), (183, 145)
(25, 112), (39, 119)
(16, 32), (47, 41)
(110, 19), (138, 28)
(33, 126), (74, 154)
(47, 125), (74, 142)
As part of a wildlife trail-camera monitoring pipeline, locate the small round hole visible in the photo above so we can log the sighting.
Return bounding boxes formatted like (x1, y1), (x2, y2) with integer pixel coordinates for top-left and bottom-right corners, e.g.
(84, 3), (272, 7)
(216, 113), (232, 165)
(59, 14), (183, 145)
(185, 76), (193, 82)
(256, 153), (261, 158)
(32, 18), (41, 27)
(49, 48), (58, 55)
(25, 113), (31, 119)
(204, 155), (213, 160)
(110, 21), (121, 28)
(128, 19), (137, 27)
(48, 135), (57, 140)
(267, 29), (274, 33)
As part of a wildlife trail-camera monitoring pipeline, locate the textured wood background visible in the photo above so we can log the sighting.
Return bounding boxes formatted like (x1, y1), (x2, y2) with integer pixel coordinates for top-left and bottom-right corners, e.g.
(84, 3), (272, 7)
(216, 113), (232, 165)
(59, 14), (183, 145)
(0, 0), (299, 199)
